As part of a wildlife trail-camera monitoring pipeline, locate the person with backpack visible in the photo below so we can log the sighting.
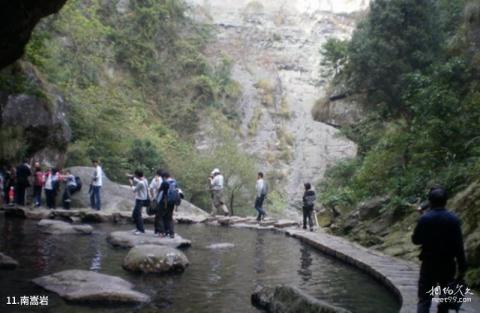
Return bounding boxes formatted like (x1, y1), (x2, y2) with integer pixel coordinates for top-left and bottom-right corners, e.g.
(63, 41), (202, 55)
(15, 159), (32, 206)
(209, 168), (229, 216)
(255, 172), (268, 222)
(412, 186), (467, 313)
(156, 172), (180, 238)
(302, 183), (316, 231)
(33, 162), (44, 207)
(90, 159), (103, 210)
(129, 169), (149, 235)
(61, 170), (78, 210)
(44, 168), (59, 210)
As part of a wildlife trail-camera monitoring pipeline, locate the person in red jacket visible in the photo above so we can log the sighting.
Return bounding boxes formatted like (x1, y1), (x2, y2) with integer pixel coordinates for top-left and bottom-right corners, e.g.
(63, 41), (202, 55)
(33, 162), (45, 207)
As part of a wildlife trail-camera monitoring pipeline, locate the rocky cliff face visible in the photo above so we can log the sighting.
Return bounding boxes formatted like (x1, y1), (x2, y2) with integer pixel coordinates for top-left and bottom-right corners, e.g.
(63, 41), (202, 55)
(0, 0), (67, 69)
(0, 62), (71, 166)
(189, 0), (369, 207)
(0, 1), (70, 165)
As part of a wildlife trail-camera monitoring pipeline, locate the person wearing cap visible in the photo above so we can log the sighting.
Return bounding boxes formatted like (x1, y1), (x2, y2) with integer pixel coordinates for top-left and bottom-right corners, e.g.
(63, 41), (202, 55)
(412, 186), (467, 313)
(209, 168), (229, 216)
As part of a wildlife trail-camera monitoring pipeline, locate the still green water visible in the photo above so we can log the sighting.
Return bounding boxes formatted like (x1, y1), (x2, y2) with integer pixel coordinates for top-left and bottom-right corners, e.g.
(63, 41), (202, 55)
(0, 214), (400, 313)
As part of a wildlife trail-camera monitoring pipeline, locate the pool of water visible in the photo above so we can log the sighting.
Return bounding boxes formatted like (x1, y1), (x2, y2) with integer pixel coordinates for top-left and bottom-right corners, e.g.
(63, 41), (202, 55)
(0, 214), (400, 313)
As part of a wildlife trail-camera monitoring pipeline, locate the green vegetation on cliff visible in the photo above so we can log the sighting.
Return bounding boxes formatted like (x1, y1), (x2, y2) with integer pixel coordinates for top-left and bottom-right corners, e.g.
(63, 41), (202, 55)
(318, 0), (480, 288)
(18, 0), (254, 213)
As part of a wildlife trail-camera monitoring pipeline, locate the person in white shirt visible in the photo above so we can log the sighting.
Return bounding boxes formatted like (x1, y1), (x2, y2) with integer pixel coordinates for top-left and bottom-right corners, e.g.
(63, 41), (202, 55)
(129, 169), (149, 235)
(90, 160), (103, 210)
(209, 168), (229, 216)
(44, 168), (59, 209)
(255, 172), (268, 221)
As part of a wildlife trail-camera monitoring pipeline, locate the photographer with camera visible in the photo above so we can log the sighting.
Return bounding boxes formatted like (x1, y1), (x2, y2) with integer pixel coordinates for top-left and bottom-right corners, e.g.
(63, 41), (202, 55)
(128, 170), (149, 235)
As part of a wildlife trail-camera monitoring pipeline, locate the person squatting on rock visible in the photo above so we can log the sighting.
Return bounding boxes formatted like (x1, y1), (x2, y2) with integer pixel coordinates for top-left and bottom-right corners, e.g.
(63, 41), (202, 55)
(62, 170), (79, 210)
(15, 159), (32, 206)
(44, 168), (59, 210)
(412, 186), (467, 313)
(89, 159), (103, 210)
(150, 169), (165, 236)
(209, 168), (229, 216)
(302, 183), (316, 231)
(129, 170), (149, 235)
(255, 172), (268, 222)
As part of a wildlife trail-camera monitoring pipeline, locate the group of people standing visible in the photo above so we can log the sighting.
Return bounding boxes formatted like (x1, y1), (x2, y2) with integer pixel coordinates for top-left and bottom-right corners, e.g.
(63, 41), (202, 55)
(128, 169), (181, 238)
(0, 159), (81, 210)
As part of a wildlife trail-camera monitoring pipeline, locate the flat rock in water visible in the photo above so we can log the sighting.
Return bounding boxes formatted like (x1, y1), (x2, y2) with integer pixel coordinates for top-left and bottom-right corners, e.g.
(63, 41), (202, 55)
(251, 285), (351, 313)
(37, 219), (93, 235)
(107, 230), (191, 249)
(0, 252), (19, 269)
(274, 219), (300, 228)
(175, 214), (208, 224)
(207, 243), (235, 250)
(32, 269), (150, 304)
(123, 245), (189, 273)
(24, 208), (53, 220)
(218, 216), (248, 226)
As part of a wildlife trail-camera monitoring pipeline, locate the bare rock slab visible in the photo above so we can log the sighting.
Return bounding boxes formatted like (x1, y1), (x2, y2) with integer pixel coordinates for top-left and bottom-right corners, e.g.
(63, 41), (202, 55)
(251, 285), (351, 313)
(107, 230), (191, 249)
(123, 245), (189, 274)
(32, 270), (150, 304)
(274, 219), (300, 228)
(0, 252), (19, 269)
(38, 219), (93, 235)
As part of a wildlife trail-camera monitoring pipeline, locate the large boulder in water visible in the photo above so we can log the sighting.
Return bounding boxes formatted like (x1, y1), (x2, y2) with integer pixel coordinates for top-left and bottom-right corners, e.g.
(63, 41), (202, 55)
(251, 285), (351, 313)
(107, 230), (191, 249)
(67, 166), (133, 211)
(122, 245), (189, 274)
(175, 200), (210, 223)
(0, 252), (19, 269)
(37, 219), (93, 235)
(32, 269), (150, 304)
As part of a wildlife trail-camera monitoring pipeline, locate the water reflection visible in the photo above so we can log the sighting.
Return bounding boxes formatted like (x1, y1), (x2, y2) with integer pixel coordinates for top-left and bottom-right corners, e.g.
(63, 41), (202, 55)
(298, 245), (313, 283)
(89, 232), (103, 271)
(254, 231), (265, 274)
(0, 217), (401, 313)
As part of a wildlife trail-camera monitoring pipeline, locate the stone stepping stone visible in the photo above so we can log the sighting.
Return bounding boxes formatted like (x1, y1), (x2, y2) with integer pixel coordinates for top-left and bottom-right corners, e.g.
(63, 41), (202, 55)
(274, 219), (299, 228)
(175, 214), (208, 224)
(0, 252), (19, 269)
(206, 243), (235, 250)
(123, 245), (189, 274)
(33, 269), (150, 304)
(37, 219), (93, 235)
(107, 230), (191, 249)
(252, 285), (351, 313)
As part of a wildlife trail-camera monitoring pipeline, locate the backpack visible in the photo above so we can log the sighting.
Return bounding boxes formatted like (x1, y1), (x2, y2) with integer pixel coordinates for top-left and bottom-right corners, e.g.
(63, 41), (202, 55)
(261, 181), (269, 196)
(74, 176), (82, 192)
(167, 179), (181, 206)
(303, 192), (316, 209)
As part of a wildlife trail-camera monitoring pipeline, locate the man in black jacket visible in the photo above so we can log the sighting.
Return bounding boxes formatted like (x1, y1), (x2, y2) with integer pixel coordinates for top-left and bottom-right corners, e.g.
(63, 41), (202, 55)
(302, 182), (316, 231)
(412, 187), (467, 313)
(15, 159), (32, 206)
